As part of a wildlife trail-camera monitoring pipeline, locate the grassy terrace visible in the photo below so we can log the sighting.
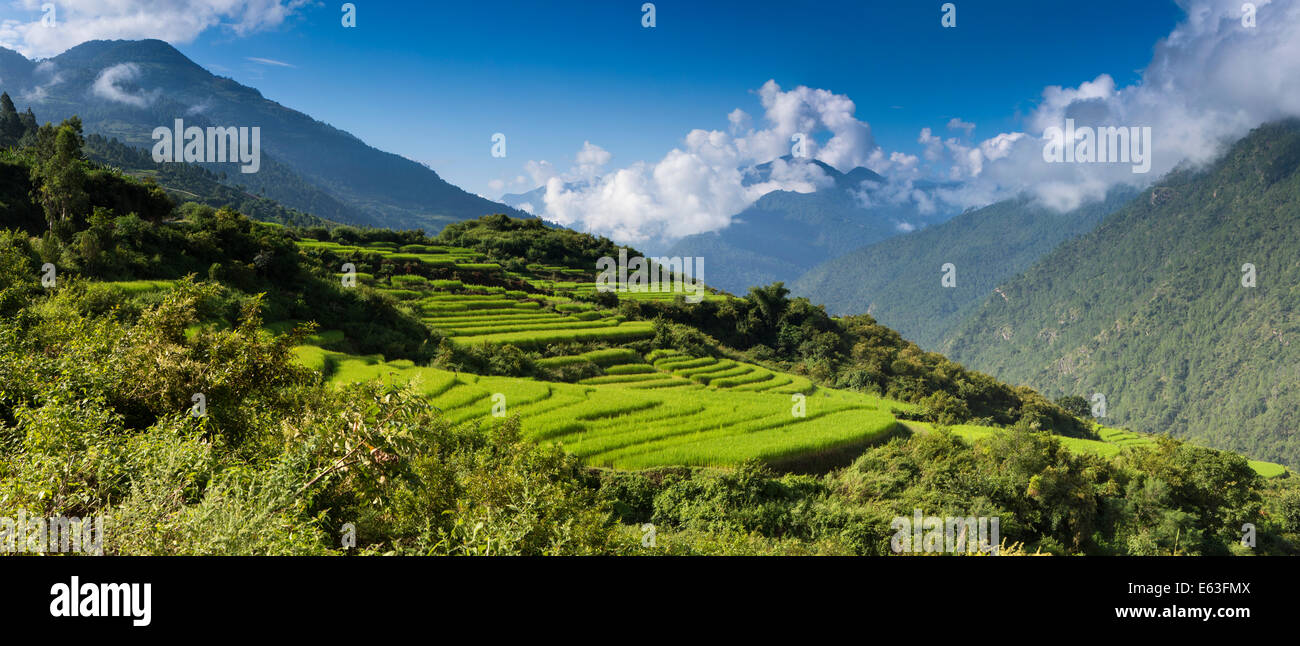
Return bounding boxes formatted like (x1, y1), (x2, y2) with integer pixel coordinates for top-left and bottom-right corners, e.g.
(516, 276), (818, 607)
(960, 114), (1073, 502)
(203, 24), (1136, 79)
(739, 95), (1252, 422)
(286, 238), (1290, 477)
(289, 345), (895, 469)
(303, 239), (663, 347)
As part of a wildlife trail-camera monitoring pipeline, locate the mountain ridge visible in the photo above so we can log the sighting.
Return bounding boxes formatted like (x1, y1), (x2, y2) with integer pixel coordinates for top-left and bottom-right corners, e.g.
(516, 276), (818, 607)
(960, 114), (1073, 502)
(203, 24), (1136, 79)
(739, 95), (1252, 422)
(942, 119), (1300, 468)
(0, 38), (527, 232)
(792, 186), (1138, 348)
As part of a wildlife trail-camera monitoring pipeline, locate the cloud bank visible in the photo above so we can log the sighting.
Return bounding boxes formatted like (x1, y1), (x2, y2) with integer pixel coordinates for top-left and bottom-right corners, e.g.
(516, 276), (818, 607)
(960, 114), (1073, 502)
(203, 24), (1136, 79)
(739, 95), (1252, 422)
(927, 0), (1300, 211)
(530, 81), (880, 243)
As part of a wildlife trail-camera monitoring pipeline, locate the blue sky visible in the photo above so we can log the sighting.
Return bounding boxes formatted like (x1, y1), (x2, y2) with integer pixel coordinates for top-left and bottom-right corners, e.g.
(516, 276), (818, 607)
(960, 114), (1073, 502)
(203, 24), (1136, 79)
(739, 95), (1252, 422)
(0, 0), (1183, 197)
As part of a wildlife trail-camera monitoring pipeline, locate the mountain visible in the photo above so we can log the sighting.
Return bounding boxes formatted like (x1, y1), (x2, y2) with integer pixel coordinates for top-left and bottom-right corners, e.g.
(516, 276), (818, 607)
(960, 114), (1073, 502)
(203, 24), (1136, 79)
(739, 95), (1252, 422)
(499, 185), (548, 214)
(0, 39), (526, 230)
(499, 180), (593, 216)
(941, 120), (1300, 468)
(662, 158), (954, 294)
(492, 158), (943, 295)
(791, 187), (1137, 348)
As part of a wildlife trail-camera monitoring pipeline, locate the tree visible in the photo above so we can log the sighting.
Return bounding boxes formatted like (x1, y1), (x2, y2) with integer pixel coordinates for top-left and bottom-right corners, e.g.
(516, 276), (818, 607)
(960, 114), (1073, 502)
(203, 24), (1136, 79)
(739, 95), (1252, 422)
(742, 282), (791, 340)
(0, 92), (24, 148)
(31, 121), (89, 230)
(1056, 395), (1091, 419)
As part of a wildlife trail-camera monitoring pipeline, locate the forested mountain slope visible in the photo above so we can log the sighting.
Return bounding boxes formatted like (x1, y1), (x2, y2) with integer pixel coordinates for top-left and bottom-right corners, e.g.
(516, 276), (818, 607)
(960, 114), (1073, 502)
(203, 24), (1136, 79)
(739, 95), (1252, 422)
(943, 120), (1300, 468)
(793, 188), (1136, 348)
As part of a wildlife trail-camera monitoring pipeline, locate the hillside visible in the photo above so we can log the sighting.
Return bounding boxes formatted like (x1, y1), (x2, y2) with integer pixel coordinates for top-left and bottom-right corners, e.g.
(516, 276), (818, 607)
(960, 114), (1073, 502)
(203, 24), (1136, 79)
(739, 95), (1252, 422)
(84, 133), (338, 229)
(943, 120), (1300, 468)
(0, 111), (1296, 556)
(792, 187), (1136, 348)
(0, 39), (528, 231)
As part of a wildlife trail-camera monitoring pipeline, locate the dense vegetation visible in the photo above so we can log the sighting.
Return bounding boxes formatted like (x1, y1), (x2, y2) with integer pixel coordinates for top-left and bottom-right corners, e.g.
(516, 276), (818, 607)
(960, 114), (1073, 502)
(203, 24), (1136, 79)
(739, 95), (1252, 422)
(944, 120), (1300, 469)
(618, 281), (1091, 436)
(1, 107), (1296, 556)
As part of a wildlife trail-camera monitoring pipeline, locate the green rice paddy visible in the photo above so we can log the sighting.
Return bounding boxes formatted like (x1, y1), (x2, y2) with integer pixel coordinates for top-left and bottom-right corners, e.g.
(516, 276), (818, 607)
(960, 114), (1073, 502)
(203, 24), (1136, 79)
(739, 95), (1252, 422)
(286, 239), (1291, 477)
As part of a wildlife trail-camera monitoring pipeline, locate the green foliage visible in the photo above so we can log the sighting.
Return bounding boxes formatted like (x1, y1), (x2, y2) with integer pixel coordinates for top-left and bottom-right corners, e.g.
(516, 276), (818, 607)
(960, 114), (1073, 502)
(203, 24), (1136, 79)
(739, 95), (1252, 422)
(1056, 395), (1091, 418)
(437, 214), (629, 271)
(30, 118), (90, 229)
(0, 276), (624, 554)
(598, 429), (1290, 556)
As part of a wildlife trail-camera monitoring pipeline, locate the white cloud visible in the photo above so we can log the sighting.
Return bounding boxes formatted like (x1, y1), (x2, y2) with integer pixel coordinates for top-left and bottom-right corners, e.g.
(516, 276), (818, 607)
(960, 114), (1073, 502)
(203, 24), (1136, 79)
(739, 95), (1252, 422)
(946, 117), (975, 135)
(246, 57), (296, 68)
(19, 60), (62, 103)
(933, 0), (1300, 212)
(524, 80), (882, 243)
(90, 63), (154, 107)
(0, 0), (311, 58)
(726, 108), (751, 134)
(866, 149), (920, 177)
(572, 141), (611, 181)
(524, 159), (557, 187)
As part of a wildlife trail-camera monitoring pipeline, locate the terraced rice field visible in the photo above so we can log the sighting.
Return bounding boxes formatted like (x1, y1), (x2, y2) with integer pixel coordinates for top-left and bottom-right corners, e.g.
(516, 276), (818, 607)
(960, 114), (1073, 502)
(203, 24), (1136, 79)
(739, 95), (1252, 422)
(298, 239), (496, 271)
(298, 239), (731, 349)
(565, 349), (815, 394)
(301, 347), (898, 469)
(298, 240), (660, 347)
(417, 294), (655, 347)
(403, 282), (655, 348)
(287, 239), (1290, 477)
(525, 279), (729, 303)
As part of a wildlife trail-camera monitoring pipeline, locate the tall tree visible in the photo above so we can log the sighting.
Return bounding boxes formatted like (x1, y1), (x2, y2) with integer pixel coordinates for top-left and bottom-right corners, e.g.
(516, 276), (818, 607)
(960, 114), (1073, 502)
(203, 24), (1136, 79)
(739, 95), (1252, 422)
(31, 120), (89, 229)
(0, 92), (23, 148)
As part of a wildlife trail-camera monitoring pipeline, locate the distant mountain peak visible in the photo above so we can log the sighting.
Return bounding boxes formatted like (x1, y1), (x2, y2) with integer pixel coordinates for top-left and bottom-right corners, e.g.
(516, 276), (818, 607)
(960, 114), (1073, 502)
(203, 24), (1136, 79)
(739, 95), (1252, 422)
(52, 38), (205, 72)
(746, 155), (884, 190)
